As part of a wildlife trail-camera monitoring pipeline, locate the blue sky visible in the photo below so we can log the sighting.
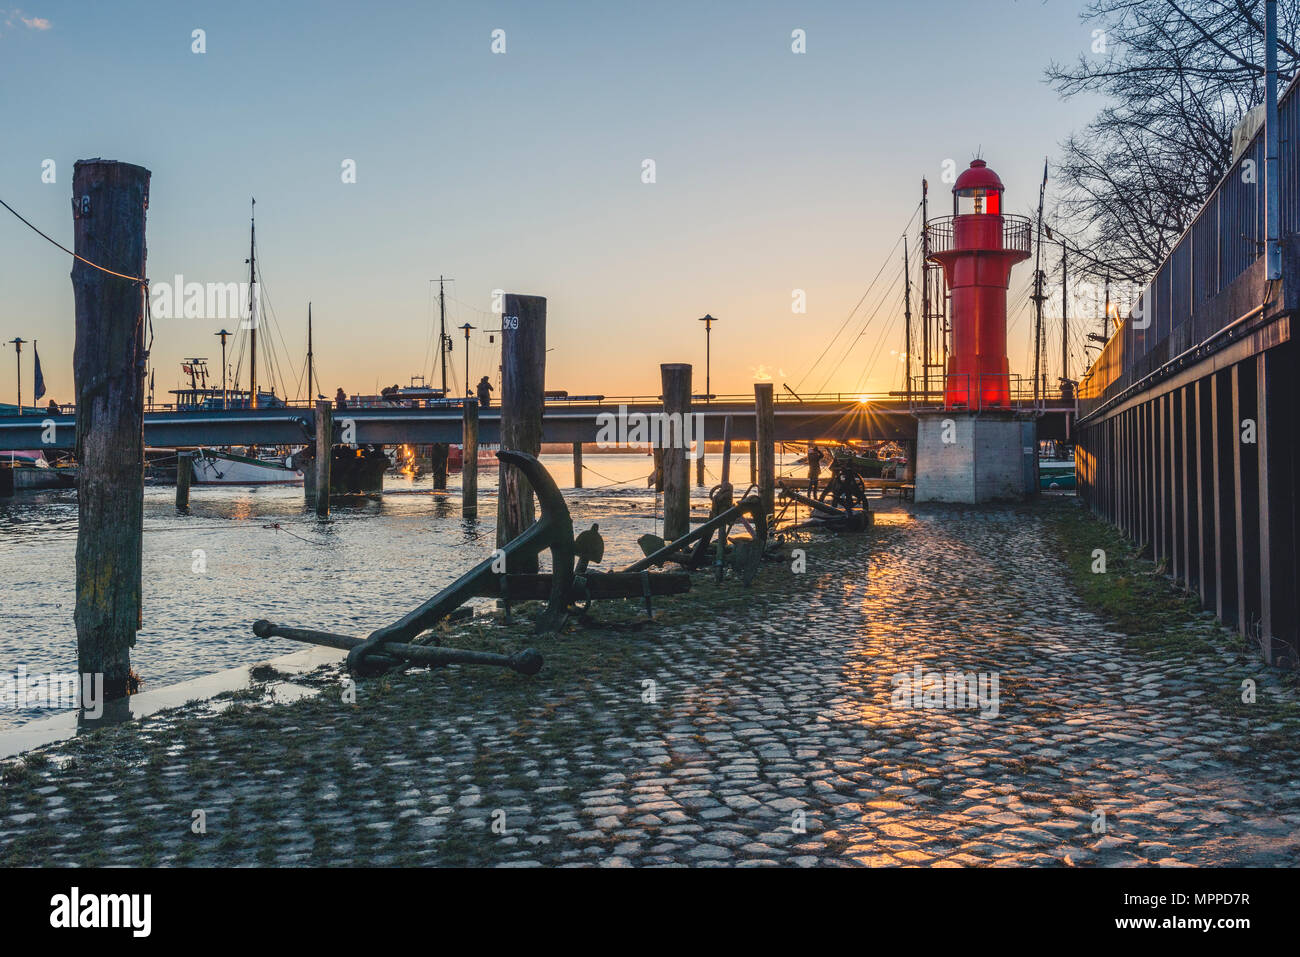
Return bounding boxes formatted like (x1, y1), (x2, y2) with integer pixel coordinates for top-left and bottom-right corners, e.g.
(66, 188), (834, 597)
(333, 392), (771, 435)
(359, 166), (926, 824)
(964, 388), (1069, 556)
(0, 0), (1101, 405)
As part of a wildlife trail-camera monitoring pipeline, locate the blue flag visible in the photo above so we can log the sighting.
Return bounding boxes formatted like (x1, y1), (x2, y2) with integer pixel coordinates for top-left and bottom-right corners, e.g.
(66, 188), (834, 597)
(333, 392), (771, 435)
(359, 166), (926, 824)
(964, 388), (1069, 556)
(32, 344), (46, 402)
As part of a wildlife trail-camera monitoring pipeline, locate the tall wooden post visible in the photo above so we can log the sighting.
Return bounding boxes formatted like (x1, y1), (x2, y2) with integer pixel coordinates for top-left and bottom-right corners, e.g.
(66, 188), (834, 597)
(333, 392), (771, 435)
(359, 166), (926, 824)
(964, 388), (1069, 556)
(496, 294), (546, 572)
(755, 382), (775, 517)
(660, 363), (692, 541)
(314, 399), (332, 517)
(572, 441), (583, 488)
(696, 440), (706, 487)
(462, 398), (479, 517)
(175, 451), (192, 509)
(73, 159), (150, 703)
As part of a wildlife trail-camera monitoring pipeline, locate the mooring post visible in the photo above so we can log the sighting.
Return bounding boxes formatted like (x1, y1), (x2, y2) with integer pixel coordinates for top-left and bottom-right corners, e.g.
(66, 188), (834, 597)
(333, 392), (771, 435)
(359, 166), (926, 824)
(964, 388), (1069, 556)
(462, 398), (479, 517)
(314, 399), (332, 517)
(572, 441), (583, 488)
(496, 294), (547, 572)
(696, 434), (706, 487)
(72, 158), (150, 703)
(175, 451), (192, 509)
(660, 363), (692, 540)
(755, 382), (775, 518)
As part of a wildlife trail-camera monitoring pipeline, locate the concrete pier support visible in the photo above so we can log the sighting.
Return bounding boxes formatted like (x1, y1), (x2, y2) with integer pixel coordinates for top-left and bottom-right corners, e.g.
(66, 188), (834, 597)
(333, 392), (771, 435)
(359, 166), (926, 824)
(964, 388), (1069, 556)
(913, 411), (1036, 503)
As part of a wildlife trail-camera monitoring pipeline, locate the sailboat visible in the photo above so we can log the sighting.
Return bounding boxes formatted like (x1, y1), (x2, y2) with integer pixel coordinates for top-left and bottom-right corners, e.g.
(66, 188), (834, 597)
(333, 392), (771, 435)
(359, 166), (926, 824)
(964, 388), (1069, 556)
(187, 200), (303, 487)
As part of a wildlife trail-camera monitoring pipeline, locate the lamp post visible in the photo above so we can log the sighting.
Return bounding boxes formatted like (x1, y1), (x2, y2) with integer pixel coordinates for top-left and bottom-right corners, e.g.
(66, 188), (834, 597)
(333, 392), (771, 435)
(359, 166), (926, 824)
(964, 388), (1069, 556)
(459, 323), (475, 398)
(696, 315), (718, 487)
(697, 314), (718, 402)
(215, 329), (231, 410)
(8, 338), (25, 415)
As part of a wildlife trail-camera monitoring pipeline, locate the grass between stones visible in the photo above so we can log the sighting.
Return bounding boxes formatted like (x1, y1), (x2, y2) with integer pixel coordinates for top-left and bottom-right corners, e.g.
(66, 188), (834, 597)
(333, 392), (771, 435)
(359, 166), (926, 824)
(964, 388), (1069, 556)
(1038, 497), (1244, 658)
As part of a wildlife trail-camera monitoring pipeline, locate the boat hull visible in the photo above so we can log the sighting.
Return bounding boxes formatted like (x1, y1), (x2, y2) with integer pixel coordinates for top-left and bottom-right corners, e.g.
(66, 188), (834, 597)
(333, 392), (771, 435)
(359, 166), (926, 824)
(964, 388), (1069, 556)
(191, 451), (303, 486)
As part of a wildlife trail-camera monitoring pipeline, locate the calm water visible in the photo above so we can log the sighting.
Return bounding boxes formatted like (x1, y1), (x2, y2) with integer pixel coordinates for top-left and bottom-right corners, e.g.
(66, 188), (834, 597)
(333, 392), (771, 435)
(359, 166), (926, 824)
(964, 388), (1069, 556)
(0, 452), (793, 729)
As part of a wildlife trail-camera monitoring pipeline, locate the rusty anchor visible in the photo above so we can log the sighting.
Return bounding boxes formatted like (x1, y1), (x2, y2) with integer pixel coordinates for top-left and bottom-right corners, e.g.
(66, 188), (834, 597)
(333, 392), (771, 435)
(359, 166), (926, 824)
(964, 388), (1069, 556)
(252, 449), (691, 677)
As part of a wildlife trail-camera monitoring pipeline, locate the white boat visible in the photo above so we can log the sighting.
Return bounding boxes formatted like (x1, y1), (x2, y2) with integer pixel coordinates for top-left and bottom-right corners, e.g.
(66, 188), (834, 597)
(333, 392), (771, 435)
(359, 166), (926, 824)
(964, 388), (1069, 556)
(190, 448), (303, 486)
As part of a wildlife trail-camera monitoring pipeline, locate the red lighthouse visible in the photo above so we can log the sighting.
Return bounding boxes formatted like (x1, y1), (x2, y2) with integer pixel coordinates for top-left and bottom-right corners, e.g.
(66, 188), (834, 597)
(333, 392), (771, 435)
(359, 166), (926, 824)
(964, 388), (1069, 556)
(927, 160), (1032, 408)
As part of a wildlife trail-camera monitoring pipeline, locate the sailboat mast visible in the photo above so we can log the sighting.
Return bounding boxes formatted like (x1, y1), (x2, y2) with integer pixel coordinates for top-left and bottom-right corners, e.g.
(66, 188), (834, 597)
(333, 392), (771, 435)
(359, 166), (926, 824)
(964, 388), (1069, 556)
(248, 198), (258, 410)
(438, 276), (448, 396)
(306, 302), (314, 402)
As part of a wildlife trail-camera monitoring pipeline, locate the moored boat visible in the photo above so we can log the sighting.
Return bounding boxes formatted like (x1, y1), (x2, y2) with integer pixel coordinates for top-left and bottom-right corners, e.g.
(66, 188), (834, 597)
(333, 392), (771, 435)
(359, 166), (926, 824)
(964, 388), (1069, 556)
(190, 448), (304, 486)
(4, 451), (76, 490)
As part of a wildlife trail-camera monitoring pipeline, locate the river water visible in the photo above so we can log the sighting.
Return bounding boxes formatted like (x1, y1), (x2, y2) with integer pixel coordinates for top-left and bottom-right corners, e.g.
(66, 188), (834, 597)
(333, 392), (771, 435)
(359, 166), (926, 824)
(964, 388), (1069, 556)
(0, 451), (791, 730)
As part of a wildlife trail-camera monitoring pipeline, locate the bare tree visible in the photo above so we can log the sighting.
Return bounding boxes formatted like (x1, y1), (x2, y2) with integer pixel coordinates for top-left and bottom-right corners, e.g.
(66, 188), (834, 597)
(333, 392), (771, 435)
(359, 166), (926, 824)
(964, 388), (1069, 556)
(1047, 0), (1300, 283)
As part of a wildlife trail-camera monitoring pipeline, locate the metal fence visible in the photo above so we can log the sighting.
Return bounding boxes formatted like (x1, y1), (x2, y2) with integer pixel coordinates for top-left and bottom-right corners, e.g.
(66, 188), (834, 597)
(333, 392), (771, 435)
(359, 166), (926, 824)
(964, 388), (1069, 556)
(1080, 75), (1300, 402)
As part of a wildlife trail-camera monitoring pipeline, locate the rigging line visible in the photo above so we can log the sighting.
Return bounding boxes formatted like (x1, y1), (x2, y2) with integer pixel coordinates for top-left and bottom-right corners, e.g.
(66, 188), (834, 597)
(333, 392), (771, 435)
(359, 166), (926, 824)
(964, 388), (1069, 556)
(879, 240), (928, 389)
(253, 257), (299, 400)
(0, 196), (146, 283)
(794, 201), (921, 392)
(831, 252), (910, 390)
(821, 260), (905, 394)
(856, 243), (922, 395)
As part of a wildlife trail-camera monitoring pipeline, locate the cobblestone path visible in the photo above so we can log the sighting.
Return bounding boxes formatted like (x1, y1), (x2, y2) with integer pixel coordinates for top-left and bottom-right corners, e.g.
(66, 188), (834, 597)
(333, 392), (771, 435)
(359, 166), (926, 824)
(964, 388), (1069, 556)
(2, 502), (1297, 866)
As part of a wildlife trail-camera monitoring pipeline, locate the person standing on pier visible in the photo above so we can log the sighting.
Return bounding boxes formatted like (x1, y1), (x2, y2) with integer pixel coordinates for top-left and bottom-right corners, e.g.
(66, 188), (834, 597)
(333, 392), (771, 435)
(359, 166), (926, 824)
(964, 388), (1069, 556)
(476, 376), (493, 409)
(335, 387), (348, 410)
(808, 443), (824, 492)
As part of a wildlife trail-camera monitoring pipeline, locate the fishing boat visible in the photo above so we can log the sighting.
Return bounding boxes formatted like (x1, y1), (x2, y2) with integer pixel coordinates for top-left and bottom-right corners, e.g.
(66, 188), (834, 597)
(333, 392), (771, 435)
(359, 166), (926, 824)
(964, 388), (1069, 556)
(189, 447), (303, 486)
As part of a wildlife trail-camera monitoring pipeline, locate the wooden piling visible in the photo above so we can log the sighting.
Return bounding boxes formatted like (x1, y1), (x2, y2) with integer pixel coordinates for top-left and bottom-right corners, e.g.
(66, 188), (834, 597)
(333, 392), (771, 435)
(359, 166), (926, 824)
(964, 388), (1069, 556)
(496, 294), (547, 572)
(696, 438), (705, 487)
(314, 399), (332, 517)
(572, 441), (583, 488)
(755, 382), (775, 517)
(175, 451), (192, 509)
(462, 398), (479, 517)
(72, 158), (150, 703)
(660, 363), (692, 541)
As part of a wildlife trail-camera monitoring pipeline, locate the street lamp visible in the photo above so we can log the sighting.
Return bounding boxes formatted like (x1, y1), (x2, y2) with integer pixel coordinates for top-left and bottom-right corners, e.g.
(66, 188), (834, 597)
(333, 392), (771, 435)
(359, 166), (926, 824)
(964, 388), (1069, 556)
(697, 314), (718, 402)
(459, 323), (475, 399)
(215, 329), (231, 410)
(7, 338), (25, 415)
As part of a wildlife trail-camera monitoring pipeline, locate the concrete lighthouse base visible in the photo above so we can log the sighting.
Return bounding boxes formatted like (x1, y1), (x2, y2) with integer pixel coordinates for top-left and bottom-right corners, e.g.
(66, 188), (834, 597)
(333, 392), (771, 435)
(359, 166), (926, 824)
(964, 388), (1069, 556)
(913, 410), (1037, 504)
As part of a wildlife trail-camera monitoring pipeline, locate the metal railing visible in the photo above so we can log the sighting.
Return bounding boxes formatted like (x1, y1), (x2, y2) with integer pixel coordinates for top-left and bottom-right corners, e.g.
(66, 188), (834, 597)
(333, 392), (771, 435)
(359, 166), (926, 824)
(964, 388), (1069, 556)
(925, 214), (1033, 257)
(1081, 71), (1300, 405)
(905, 373), (1061, 414)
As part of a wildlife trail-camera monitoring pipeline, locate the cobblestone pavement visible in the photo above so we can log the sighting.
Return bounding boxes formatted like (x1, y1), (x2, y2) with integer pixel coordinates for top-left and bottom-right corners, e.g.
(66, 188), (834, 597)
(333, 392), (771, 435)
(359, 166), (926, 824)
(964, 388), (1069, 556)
(2, 501), (1298, 867)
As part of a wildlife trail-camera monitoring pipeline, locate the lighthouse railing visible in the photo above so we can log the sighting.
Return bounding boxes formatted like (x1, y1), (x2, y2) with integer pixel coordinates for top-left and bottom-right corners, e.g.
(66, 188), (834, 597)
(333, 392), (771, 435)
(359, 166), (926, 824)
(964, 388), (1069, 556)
(924, 214), (1033, 257)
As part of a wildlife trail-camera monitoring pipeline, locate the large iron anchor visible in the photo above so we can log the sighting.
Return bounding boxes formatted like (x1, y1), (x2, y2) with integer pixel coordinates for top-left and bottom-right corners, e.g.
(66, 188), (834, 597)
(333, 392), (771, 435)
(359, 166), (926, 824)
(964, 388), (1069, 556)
(343, 449), (574, 674)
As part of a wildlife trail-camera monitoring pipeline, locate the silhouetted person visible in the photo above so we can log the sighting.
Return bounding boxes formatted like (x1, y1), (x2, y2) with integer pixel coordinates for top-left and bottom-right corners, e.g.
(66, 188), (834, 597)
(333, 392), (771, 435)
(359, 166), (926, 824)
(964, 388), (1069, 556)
(335, 387), (348, 410)
(47, 399), (59, 415)
(807, 443), (823, 492)
(476, 376), (494, 409)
